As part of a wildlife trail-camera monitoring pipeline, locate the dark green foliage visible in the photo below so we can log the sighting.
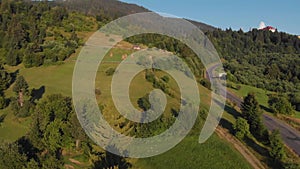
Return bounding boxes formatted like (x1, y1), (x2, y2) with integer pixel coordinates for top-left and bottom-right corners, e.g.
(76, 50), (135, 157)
(161, 75), (170, 83)
(241, 93), (268, 140)
(145, 70), (172, 96)
(133, 115), (175, 138)
(0, 66), (12, 91)
(289, 92), (300, 111)
(40, 154), (64, 169)
(23, 159), (40, 169)
(145, 70), (155, 83)
(269, 130), (286, 164)
(28, 94), (89, 153)
(93, 145), (131, 169)
(10, 76), (35, 117)
(0, 95), (7, 109)
(0, 142), (27, 169)
(13, 75), (28, 94)
(200, 78), (211, 90)
(268, 95), (295, 115)
(207, 28), (300, 95)
(60, 0), (149, 19)
(282, 162), (300, 169)
(137, 94), (151, 111)
(0, 0), (85, 67)
(11, 99), (34, 118)
(153, 79), (168, 93)
(233, 117), (250, 140)
(105, 67), (115, 76)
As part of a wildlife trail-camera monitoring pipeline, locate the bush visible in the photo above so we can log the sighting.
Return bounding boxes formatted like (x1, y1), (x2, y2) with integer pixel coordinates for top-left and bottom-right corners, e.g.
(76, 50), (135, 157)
(105, 68), (115, 76)
(268, 95), (295, 115)
(269, 130), (286, 164)
(95, 88), (101, 96)
(233, 117), (250, 140)
(10, 99), (33, 118)
(0, 96), (7, 109)
(200, 79), (211, 90)
(161, 75), (170, 83)
(137, 94), (151, 111)
(145, 70), (155, 83)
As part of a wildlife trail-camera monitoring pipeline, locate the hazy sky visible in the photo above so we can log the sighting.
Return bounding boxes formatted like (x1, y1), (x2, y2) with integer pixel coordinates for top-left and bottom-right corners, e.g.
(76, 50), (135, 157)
(120, 0), (300, 35)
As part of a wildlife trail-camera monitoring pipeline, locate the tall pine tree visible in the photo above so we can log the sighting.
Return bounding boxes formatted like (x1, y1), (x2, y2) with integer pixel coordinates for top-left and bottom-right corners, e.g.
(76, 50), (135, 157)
(241, 93), (268, 140)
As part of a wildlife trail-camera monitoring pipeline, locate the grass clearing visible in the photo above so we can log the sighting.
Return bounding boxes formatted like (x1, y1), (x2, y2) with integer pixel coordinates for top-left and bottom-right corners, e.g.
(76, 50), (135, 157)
(0, 108), (31, 142)
(228, 83), (271, 107)
(133, 135), (252, 169)
(228, 83), (300, 119)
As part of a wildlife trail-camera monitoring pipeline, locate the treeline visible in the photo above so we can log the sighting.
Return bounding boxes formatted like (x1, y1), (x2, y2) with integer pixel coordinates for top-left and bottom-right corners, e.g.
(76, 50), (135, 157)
(125, 29), (300, 111)
(58, 0), (149, 19)
(234, 93), (299, 168)
(126, 34), (205, 79)
(0, 0), (97, 67)
(0, 94), (131, 169)
(206, 28), (300, 111)
(207, 28), (300, 92)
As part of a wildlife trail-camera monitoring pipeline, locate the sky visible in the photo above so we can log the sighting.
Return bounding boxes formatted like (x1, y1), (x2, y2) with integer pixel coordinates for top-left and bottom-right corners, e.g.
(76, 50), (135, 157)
(120, 0), (300, 35)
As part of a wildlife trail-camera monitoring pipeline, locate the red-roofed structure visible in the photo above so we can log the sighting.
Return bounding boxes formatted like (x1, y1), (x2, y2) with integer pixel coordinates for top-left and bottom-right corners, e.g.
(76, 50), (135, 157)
(260, 26), (276, 32)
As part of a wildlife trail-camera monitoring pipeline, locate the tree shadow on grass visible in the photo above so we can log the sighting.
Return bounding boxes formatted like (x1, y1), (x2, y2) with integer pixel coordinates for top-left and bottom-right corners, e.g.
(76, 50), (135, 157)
(213, 98), (241, 119)
(244, 137), (269, 157)
(244, 136), (283, 168)
(219, 118), (234, 134)
(0, 114), (6, 126)
(17, 136), (39, 160)
(10, 69), (19, 85)
(31, 86), (45, 102)
(260, 105), (273, 113)
(224, 104), (241, 119)
(92, 145), (131, 169)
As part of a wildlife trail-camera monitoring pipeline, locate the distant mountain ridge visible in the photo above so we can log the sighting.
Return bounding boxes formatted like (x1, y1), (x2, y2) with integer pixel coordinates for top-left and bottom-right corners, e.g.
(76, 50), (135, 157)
(57, 0), (149, 18)
(57, 0), (216, 32)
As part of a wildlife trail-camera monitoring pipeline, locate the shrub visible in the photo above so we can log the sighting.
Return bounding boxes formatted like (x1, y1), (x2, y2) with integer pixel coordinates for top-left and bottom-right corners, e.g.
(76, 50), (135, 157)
(233, 117), (250, 140)
(200, 79), (211, 90)
(105, 68), (115, 76)
(161, 75), (170, 83)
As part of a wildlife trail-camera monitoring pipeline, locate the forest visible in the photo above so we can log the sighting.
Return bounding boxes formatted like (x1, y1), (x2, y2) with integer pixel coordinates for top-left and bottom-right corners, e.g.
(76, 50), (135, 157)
(206, 28), (300, 111)
(0, 0), (300, 169)
(126, 28), (300, 112)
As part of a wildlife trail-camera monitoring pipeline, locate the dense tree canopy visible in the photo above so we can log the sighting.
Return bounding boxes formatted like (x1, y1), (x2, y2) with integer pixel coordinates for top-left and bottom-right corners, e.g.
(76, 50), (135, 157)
(269, 130), (286, 165)
(268, 95), (295, 115)
(0, 0), (95, 67)
(206, 28), (300, 110)
(233, 117), (250, 140)
(241, 93), (268, 140)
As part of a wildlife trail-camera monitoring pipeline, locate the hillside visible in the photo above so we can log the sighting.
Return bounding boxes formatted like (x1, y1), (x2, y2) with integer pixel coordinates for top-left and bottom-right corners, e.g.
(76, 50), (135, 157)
(0, 0), (300, 168)
(58, 0), (149, 18)
(57, 0), (216, 32)
(0, 1), (252, 169)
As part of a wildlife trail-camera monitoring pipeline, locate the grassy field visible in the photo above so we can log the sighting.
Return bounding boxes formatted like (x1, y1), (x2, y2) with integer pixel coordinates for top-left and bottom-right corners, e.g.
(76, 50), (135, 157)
(228, 83), (300, 118)
(0, 39), (255, 168)
(228, 83), (271, 107)
(133, 135), (252, 169)
(0, 108), (31, 142)
(295, 112), (300, 118)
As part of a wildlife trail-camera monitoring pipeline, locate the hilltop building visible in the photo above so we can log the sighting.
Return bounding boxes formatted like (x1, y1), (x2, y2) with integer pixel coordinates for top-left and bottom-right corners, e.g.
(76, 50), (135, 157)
(258, 21), (276, 32)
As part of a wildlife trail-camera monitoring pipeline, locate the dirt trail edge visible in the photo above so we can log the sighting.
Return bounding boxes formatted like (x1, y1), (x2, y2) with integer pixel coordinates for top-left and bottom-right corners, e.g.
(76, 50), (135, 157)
(215, 126), (266, 169)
